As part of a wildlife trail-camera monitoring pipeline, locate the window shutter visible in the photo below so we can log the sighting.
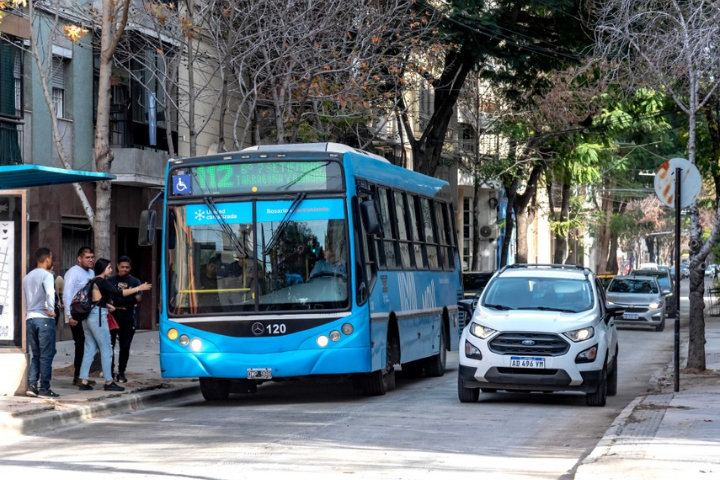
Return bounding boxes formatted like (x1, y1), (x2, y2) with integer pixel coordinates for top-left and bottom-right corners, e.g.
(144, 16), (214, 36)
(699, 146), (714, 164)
(52, 57), (65, 89)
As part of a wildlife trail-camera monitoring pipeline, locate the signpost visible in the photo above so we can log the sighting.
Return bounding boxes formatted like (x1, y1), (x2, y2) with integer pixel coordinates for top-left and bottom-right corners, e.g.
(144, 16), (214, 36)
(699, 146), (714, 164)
(654, 158), (702, 392)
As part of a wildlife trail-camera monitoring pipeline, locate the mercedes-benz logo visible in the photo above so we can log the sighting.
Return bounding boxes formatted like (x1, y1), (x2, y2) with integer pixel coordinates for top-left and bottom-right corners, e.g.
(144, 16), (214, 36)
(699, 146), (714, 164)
(251, 322), (264, 335)
(521, 340), (536, 346)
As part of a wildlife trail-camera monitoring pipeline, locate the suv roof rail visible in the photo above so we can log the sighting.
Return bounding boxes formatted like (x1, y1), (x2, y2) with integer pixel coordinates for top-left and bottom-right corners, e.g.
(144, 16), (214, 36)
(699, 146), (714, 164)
(499, 263), (591, 278)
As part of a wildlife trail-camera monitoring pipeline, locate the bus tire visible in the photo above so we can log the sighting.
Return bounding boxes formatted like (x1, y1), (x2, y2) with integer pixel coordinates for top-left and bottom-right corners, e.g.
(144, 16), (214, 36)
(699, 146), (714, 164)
(424, 324), (447, 377)
(360, 369), (388, 396)
(200, 377), (231, 401)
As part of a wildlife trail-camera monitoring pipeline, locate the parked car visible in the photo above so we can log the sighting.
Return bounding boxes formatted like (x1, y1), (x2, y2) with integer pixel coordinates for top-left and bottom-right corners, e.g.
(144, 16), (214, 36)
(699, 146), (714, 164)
(680, 265), (690, 279)
(630, 268), (676, 318)
(658, 265), (675, 282)
(639, 262), (659, 270)
(606, 276), (665, 332)
(705, 264), (718, 277)
(457, 264), (623, 407)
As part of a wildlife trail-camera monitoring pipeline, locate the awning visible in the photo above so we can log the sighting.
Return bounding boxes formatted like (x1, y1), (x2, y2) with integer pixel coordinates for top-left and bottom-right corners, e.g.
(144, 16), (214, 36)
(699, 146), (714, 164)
(0, 165), (116, 189)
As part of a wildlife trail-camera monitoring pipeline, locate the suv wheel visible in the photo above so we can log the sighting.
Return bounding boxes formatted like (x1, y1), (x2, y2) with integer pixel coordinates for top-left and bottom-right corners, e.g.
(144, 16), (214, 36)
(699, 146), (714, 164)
(458, 377), (479, 403)
(586, 364), (608, 407)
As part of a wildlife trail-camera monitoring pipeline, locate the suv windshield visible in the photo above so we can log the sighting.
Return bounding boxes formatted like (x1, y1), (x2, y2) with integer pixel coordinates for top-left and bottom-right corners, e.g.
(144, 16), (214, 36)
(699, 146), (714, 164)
(482, 276), (594, 313)
(167, 198), (349, 314)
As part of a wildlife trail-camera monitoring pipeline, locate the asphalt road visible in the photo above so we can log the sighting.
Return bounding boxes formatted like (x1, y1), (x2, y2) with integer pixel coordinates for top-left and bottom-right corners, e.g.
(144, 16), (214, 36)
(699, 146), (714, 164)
(0, 279), (700, 480)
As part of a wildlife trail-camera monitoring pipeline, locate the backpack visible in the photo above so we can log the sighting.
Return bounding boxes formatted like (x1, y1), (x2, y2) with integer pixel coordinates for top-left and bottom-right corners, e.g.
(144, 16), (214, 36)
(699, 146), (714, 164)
(70, 278), (97, 321)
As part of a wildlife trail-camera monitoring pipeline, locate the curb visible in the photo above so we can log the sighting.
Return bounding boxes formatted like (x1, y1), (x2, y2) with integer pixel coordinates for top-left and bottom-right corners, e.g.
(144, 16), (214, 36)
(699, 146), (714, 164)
(0, 384), (199, 436)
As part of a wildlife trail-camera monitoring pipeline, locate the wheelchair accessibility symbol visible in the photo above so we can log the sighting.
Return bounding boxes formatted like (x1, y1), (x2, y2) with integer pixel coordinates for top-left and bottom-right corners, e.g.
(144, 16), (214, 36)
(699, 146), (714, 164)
(173, 174), (191, 195)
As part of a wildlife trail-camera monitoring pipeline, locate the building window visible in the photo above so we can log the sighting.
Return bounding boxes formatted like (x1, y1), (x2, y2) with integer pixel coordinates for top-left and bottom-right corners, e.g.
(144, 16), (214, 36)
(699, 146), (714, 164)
(14, 52), (22, 116)
(51, 57), (66, 118)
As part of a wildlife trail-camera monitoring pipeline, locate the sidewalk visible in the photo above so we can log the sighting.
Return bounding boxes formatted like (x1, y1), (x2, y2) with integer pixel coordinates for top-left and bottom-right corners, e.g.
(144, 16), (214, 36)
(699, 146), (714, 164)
(575, 316), (720, 479)
(0, 330), (198, 436)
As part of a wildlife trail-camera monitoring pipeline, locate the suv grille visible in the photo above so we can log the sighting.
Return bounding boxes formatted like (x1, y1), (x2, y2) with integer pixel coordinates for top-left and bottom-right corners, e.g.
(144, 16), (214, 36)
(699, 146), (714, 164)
(489, 332), (569, 356)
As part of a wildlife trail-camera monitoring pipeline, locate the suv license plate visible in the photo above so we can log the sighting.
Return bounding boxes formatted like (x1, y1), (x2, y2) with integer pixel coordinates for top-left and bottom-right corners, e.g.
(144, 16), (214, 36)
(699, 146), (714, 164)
(510, 357), (545, 368)
(247, 368), (272, 380)
(623, 313), (639, 320)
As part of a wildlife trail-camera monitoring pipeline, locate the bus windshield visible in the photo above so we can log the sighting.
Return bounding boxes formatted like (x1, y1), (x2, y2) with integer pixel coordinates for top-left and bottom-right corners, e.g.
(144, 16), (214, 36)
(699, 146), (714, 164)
(167, 198), (349, 315)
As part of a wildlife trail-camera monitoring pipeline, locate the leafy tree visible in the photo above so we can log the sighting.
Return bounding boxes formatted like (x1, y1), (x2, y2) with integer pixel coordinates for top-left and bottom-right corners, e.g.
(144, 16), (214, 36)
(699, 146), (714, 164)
(593, 0), (720, 369)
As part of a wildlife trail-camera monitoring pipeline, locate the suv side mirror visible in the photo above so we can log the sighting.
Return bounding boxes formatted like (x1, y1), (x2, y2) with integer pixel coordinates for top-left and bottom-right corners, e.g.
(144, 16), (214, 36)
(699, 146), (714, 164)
(662, 290), (671, 296)
(606, 304), (625, 318)
(138, 210), (157, 246)
(360, 200), (382, 236)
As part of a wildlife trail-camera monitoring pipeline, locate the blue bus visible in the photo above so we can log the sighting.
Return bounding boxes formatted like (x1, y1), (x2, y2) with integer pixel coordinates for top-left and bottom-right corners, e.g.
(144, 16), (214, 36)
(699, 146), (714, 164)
(140, 143), (463, 400)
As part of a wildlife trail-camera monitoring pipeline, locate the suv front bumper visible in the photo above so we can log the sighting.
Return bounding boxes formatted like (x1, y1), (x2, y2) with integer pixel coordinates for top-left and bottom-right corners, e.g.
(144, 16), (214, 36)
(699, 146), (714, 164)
(459, 365), (603, 393)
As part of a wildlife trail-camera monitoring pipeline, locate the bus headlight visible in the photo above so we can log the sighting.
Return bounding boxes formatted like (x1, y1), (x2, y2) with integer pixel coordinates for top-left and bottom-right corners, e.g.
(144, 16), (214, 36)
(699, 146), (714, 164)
(317, 335), (329, 347)
(330, 330), (341, 342)
(167, 329), (178, 341)
(190, 338), (202, 351)
(179, 335), (190, 346)
(341, 323), (353, 335)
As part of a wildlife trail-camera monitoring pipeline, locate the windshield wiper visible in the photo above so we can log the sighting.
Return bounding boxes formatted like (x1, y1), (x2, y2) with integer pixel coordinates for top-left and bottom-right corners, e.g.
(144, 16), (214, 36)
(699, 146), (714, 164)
(262, 192), (306, 256)
(203, 196), (247, 259)
(484, 303), (513, 311)
(517, 306), (578, 313)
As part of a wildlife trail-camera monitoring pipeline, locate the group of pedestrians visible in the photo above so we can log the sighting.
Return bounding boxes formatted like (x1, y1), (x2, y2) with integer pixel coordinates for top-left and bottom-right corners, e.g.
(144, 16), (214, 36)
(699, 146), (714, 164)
(24, 246), (151, 399)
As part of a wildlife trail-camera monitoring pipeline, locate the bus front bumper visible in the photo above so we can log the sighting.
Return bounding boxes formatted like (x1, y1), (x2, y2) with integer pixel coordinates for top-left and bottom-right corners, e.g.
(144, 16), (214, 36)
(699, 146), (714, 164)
(160, 347), (372, 379)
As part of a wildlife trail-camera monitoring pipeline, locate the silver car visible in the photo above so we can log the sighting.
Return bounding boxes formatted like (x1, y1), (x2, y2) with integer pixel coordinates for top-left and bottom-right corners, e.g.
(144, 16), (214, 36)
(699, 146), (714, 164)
(606, 276), (666, 332)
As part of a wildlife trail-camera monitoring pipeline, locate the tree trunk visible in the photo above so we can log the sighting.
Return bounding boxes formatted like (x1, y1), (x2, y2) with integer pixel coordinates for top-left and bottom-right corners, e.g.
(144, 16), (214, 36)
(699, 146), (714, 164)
(606, 234), (619, 273)
(596, 178), (614, 274)
(500, 185), (516, 268)
(553, 177), (571, 264)
(512, 163), (545, 264)
(687, 266), (707, 371)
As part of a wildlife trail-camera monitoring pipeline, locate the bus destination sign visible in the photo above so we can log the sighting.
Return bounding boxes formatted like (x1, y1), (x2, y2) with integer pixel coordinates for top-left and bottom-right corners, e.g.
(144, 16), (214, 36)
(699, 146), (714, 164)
(172, 161), (343, 195)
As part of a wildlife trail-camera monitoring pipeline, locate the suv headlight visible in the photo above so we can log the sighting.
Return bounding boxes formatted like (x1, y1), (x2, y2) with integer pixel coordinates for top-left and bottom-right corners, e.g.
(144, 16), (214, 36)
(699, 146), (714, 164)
(648, 302), (661, 309)
(470, 323), (497, 339)
(563, 327), (594, 342)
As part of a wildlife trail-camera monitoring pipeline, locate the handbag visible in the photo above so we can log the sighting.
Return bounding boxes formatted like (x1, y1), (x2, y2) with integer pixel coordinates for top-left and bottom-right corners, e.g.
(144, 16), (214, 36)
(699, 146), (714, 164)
(107, 312), (120, 331)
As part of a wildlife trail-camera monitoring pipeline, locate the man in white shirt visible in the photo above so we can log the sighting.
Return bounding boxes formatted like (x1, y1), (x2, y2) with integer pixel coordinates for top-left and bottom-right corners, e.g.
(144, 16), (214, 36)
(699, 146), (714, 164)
(63, 246), (96, 386)
(23, 248), (58, 398)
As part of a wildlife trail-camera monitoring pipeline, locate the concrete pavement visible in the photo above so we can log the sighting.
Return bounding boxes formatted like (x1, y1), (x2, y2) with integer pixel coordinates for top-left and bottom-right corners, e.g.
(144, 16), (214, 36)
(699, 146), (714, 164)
(0, 330), (198, 436)
(2, 309), (719, 480)
(575, 310), (720, 478)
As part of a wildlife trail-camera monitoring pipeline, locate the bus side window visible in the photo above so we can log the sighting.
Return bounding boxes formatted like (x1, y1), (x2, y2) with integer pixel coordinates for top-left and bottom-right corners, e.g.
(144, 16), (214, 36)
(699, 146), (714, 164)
(376, 187), (398, 269)
(352, 196), (376, 303)
(440, 202), (456, 271)
(394, 191), (413, 269)
(421, 197), (439, 270)
(407, 194), (426, 270)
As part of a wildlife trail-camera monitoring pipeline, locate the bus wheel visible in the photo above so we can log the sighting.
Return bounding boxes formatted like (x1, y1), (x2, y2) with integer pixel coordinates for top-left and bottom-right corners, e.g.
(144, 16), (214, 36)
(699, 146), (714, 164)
(360, 369), (388, 396)
(200, 377), (231, 401)
(424, 325), (447, 377)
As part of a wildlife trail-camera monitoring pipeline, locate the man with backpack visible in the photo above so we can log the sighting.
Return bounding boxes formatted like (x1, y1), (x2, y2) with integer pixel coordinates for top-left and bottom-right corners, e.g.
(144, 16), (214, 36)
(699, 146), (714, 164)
(23, 248), (58, 398)
(63, 246), (97, 387)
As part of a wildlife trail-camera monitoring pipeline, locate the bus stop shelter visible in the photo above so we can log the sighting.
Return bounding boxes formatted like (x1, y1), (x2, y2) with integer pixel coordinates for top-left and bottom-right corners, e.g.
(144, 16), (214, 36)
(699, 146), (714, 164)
(0, 164), (115, 396)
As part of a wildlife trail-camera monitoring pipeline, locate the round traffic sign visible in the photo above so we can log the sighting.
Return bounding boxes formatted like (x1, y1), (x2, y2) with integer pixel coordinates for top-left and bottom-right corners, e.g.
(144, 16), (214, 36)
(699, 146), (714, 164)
(654, 158), (702, 208)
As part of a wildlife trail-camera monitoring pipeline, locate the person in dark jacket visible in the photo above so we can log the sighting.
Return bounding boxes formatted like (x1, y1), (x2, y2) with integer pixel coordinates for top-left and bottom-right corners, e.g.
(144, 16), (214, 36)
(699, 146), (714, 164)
(77, 258), (151, 392)
(108, 256), (142, 383)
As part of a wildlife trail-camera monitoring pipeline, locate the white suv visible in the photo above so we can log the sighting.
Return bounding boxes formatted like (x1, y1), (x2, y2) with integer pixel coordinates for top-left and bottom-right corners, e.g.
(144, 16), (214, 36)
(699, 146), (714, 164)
(457, 264), (624, 406)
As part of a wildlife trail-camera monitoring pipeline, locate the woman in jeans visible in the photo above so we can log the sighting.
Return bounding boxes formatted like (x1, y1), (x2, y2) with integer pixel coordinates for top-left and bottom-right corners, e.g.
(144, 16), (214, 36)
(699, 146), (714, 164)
(78, 258), (152, 391)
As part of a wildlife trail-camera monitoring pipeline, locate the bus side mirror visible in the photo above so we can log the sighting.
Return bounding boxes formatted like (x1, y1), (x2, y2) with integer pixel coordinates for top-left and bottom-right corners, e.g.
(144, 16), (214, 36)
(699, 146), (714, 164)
(139, 210), (157, 246)
(360, 200), (382, 236)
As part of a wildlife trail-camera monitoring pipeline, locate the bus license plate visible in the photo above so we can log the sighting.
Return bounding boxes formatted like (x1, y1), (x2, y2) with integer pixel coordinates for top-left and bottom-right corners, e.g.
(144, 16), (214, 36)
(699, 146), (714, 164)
(510, 357), (545, 368)
(247, 368), (272, 380)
